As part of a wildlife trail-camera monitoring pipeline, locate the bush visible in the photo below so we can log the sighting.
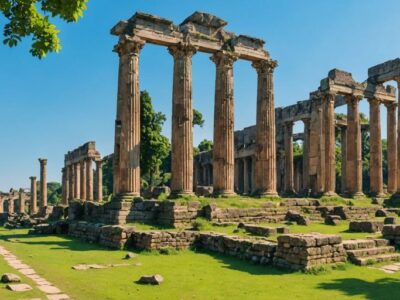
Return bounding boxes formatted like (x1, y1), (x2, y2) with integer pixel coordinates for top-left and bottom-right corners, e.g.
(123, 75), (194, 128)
(303, 265), (330, 275)
(191, 218), (211, 231)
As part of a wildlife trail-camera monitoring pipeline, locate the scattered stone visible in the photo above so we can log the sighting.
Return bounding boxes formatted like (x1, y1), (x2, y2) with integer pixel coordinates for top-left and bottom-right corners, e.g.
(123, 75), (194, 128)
(37, 285), (61, 294)
(325, 215), (341, 225)
(137, 274), (164, 285)
(6, 283), (33, 292)
(375, 209), (388, 217)
(1, 273), (21, 283)
(72, 264), (107, 270)
(349, 221), (384, 233)
(125, 252), (137, 259)
(47, 294), (70, 300)
(285, 210), (311, 225)
(384, 217), (397, 225)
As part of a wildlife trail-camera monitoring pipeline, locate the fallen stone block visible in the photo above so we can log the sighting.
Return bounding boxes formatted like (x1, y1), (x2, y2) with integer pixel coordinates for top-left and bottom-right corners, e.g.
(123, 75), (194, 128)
(6, 283), (32, 292)
(137, 274), (164, 285)
(1, 273), (20, 283)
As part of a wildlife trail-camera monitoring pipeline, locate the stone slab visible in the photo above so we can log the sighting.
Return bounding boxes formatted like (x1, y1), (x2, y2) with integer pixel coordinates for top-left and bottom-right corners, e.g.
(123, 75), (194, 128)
(6, 283), (33, 292)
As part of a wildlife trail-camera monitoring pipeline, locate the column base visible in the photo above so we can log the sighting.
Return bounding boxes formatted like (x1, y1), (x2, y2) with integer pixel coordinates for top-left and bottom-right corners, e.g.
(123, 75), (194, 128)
(322, 191), (338, 197)
(112, 192), (141, 202)
(346, 192), (365, 199)
(213, 190), (237, 198)
(369, 192), (386, 198)
(255, 190), (279, 198)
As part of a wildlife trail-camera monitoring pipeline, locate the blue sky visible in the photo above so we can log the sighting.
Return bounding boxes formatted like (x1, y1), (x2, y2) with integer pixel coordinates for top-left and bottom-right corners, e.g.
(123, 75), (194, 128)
(1, 0), (400, 191)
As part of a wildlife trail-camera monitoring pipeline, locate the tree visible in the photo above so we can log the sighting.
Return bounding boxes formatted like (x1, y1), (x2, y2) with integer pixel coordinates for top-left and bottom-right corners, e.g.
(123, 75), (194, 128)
(102, 156), (113, 199)
(198, 139), (213, 152)
(1, 0), (88, 58)
(193, 109), (204, 127)
(140, 91), (170, 188)
(47, 182), (61, 204)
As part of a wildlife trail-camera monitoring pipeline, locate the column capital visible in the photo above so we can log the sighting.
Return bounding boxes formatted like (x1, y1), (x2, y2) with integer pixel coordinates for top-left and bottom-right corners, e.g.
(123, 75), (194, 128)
(367, 96), (383, 105)
(29, 176), (37, 181)
(95, 160), (103, 167)
(168, 42), (197, 59)
(251, 59), (278, 74)
(114, 35), (145, 57)
(301, 117), (311, 125)
(210, 51), (238, 69)
(38, 158), (47, 165)
(384, 100), (397, 110)
(284, 120), (294, 128)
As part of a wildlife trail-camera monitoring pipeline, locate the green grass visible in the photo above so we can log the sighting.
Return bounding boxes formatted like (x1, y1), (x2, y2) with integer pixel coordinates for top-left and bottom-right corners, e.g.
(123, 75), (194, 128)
(0, 229), (399, 299)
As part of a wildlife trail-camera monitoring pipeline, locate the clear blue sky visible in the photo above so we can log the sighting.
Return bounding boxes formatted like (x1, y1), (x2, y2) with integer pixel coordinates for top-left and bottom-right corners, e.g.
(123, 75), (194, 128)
(1, 0), (400, 191)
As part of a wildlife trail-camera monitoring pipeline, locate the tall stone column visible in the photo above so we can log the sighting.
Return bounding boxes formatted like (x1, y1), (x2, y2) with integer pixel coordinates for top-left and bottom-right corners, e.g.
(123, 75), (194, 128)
(62, 167), (69, 205)
(386, 102), (397, 193)
(18, 192), (25, 214)
(29, 176), (37, 214)
(243, 158), (250, 194)
(211, 51), (237, 196)
(397, 81), (400, 195)
(340, 127), (347, 195)
(302, 118), (311, 192)
(324, 93), (336, 196)
(345, 95), (363, 197)
(251, 157), (256, 194)
(8, 198), (14, 214)
(75, 163), (81, 199)
(80, 160), (87, 200)
(38, 158), (47, 208)
(169, 43), (197, 195)
(369, 98), (384, 196)
(69, 164), (75, 200)
(86, 158), (93, 201)
(113, 36), (145, 200)
(253, 59), (278, 196)
(95, 160), (103, 202)
(234, 160), (239, 192)
(283, 121), (294, 194)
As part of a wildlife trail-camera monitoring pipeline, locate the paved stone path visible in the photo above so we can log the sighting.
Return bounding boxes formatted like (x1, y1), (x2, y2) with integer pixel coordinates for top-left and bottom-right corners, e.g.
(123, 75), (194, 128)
(0, 245), (70, 299)
(369, 262), (400, 274)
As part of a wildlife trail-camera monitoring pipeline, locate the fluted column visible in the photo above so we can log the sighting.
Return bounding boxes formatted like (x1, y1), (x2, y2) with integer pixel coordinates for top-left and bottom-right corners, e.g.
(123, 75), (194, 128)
(386, 102), (397, 193)
(369, 98), (384, 196)
(75, 163), (81, 199)
(86, 158), (93, 201)
(80, 160), (87, 200)
(18, 192), (24, 214)
(243, 158), (250, 194)
(95, 160), (103, 202)
(62, 168), (68, 205)
(253, 59), (278, 196)
(283, 121), (294, 194)
(113, 36), (145, 200)
(324, 93), (336, 196)
(340, 127), (347, 195)
(69, 164), (75, 200)
(211, 51), (237, 196)
(169, 43), (197, 195)
(29, 176), (37, 214)
(397, 81), (400, 194)
(8, 197), (14, 214)
(345, 95), (363, 197)
(39, 158), (47, 208)
(302, 118), (311, 192)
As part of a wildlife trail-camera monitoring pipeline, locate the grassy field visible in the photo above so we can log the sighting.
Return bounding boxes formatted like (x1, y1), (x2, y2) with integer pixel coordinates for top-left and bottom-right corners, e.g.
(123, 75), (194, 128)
(0, 228), (399, 299)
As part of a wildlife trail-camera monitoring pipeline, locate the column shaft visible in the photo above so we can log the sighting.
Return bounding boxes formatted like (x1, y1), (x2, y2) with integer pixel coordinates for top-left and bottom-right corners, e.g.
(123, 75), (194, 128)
(113, 36), (144, 199)
(211, 51), (237, 196)
(386, 102), (397, 193)
(62, 167), (69, 205)
(340, 127), (347, 195)
(324, 94), (336, 195)
(18, 192), (24, 214)
(30, 176), (37, 214)
(95, 160), (103, 202)
(283, 121), (294, 194)
(80, 160), (87, 200)
(243, 158), (250, 194)
(75, 163), (81, 199)
(253, 60), (278, 196)
(302, 118), (311, 192)
(69, 165), (75, 200)
(369, 98), (384, 196)
(39, 158), (47, 208)
(86, 159), (93, 201)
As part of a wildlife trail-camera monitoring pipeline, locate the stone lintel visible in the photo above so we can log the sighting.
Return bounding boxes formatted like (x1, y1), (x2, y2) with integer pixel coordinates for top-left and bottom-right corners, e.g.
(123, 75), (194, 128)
(364, 82), (396, 102)
(368, 58), (400, 83)
(65, 141), (101, 166)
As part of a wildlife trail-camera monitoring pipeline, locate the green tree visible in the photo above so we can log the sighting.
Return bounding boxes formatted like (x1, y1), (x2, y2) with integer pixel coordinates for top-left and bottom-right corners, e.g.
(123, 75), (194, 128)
(102, 156), (113, 199)
(1, 0), (88, 58)
(198, 139), (213, 152)
(47, 182), (61, 204)
(140, 90), (170, 188)
(193, 109), (204, 127)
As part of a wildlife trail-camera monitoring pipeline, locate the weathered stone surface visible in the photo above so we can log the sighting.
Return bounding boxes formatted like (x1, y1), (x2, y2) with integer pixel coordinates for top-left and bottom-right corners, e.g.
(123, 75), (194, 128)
(138, 274), (164, 285)
(376, 209), (388, 217)
(324, 215), (341, 226)
(285, 210), (310, 225)
(384, 217), (397, 225)
(1, 273), (20, 283)
(349, 221), (384, 233)
(6, 283), (32, 292)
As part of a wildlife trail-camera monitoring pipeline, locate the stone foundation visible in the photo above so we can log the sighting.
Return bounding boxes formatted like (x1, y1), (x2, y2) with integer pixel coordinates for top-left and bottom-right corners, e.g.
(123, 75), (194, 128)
(130, 231), (199, 250)
(238, 223), (289, 236)
(273, 233), (346, 270)
(349, 221), (384, 233)
(382, 225), (400, 246)
(332, 206), (378, 220)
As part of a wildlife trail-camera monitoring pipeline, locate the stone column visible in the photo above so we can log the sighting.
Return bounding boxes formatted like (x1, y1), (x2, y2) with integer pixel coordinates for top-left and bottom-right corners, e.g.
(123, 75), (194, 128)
(95, 160), (103, 202)
(18, 192), (24, 214)
(69, 164), (75, 200)
(253, 59), (278, 196)
(251, 157), (256, 194)
(86, 158), (93, 201)
(29, 176), (37, 214)
(386, 102), (397, 193)
(8, 198), (14, 214)
(113, 36), (145, 200)
(397, 80), (400, 195)
(169, 43), (197, 195)
(369, 97), (384, 196)
(243, 158), (250, 194)
(38, 158), (47, 208)
(345, 95), (364, 197)
(80, 160), (87, 200)
(234, 160), (239, 192)
(302, 118), (311, 193)
(62, 167), (69, 205)
(283, 121), (294, 194)
(211, 51), (237, 196)
(340, 127), (347, 195)
(75, 163), (81, 199)
(324, 93), (336, 196)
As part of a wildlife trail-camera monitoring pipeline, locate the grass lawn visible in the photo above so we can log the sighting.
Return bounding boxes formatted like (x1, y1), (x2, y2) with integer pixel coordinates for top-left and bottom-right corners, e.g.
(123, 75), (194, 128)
(0, 228), (399, 299)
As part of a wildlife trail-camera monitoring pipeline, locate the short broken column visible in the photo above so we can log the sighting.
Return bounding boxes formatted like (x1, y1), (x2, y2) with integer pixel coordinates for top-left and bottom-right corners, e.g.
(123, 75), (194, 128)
(369, 98), (384, 196)
(38, 158), (47, 208)
(29, 176), (37, 215)
(211, 51), (237, 196)
(95, 160), (103, 202)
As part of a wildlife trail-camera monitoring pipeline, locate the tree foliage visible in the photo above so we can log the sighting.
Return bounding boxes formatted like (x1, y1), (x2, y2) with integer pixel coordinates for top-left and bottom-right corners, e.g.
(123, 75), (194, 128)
(0, 0), (88, 58)
(140, 91), (170, 188)
(193, 109), (204, 127)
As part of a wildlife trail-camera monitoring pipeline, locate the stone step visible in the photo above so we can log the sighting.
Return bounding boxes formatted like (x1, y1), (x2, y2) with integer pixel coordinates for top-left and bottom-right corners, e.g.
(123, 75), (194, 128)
(351, 253), (400, 266)
(347, 246), (395, 258)
(342, 239), (390, 250)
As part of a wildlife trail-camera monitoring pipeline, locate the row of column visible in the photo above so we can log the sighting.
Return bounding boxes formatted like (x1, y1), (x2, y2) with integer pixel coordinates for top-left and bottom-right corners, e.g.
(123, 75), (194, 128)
(113, 36), (278, 199)
(63, 159), (103, 202)
(283, 94), (398, 196)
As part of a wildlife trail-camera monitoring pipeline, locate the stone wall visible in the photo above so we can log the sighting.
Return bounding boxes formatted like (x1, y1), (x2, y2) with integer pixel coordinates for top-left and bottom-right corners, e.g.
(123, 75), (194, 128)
(349, 221), (384, 233)
(273, 233), (346, 270)
(130, 231), (199, 250)
(331, 206), (378, 220)
(382, 225), (400, 246)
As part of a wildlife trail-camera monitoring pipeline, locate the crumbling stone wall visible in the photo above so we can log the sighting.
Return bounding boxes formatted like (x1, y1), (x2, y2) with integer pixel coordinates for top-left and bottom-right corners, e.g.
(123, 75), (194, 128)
(130, 231), (199, 250)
